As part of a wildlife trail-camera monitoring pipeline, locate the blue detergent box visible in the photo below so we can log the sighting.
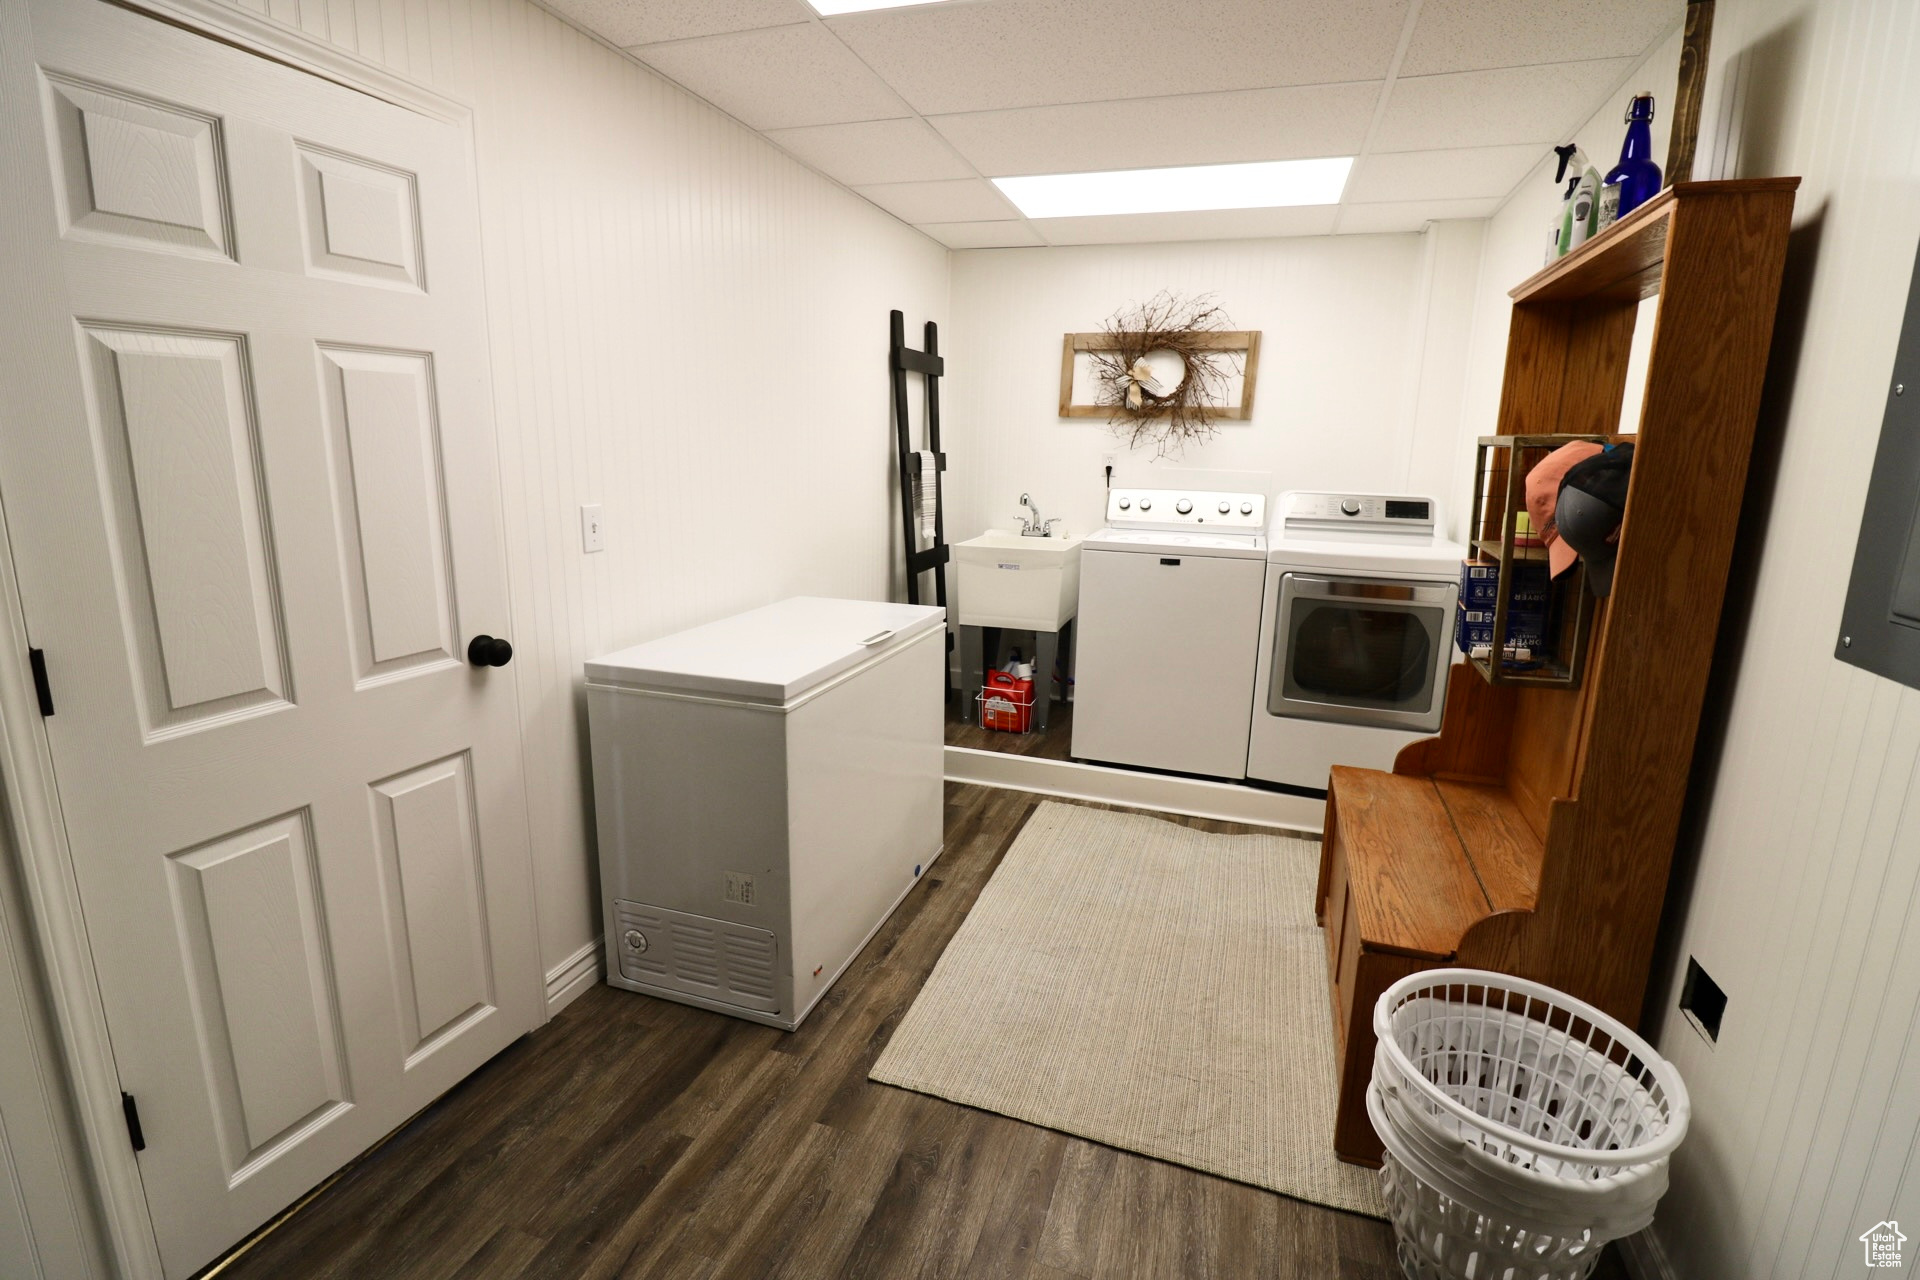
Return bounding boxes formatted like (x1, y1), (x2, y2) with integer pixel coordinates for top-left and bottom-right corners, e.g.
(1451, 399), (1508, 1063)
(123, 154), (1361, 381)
(1460, 559), (1550, 609)
(1455, 606), (1547, 654)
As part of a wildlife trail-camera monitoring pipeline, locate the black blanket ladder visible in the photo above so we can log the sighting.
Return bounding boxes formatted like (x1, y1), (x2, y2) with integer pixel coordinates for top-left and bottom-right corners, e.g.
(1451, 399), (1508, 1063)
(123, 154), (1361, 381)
(890, 309), (952, 688)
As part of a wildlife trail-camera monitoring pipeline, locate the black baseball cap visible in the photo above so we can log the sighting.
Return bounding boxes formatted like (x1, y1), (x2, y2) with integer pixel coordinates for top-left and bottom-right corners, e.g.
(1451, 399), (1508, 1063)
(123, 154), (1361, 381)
(1557, 442), (1633, 596)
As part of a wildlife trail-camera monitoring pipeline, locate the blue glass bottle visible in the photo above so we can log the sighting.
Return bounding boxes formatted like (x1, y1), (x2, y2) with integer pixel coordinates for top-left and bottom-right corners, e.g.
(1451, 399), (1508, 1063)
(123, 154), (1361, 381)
(1605, 93), (1663, 219)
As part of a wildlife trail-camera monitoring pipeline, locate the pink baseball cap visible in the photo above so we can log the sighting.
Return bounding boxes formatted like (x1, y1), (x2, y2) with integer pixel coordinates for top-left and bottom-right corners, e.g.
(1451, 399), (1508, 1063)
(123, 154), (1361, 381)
(1524, 441), (1604, 576)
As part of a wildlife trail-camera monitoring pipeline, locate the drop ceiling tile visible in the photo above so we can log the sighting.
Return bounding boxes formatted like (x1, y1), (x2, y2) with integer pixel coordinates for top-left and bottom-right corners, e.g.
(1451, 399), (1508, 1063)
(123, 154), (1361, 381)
(1335, 197), (1499, 234)
(1345, 144), (1541, 203)
(634, 24), (910, 129)
(828, 0), (1412, 115)
(1372, 58), (1637, 152)
(545, 0), (811, 46)
(920, 220), (1047, 249)
(1401, 0), (1678, 77)
(765, 118), (976, 185)
(928, 82), (1379, 178)
(855, 178), (1020, 224)
(1033, 204), (1341, 246)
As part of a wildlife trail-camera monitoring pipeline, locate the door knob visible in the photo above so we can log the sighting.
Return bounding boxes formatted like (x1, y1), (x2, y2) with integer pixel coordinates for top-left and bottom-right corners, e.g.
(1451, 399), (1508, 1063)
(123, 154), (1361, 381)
(467, 635), (513, 667)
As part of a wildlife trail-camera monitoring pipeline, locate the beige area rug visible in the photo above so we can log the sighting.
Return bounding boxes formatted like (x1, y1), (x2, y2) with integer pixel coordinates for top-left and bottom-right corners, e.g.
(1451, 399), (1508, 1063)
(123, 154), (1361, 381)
(871, 801), (1386, 1219)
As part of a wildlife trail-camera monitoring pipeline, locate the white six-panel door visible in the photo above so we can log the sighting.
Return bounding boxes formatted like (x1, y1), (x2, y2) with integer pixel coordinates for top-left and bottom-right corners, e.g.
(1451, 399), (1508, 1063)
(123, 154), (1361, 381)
(0, 1), (543, 1274)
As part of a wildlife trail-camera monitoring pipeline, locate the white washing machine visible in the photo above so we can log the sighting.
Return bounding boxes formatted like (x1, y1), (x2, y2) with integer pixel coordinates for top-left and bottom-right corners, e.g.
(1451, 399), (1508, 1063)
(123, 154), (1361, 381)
(1247, 492), (1466, 792)
(1071, 488), (1267, 779)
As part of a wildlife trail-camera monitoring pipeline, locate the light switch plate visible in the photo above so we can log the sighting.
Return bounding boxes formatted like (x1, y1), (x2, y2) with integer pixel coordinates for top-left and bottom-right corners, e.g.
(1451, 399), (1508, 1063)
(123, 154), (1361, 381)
(581, 503), (604, 553)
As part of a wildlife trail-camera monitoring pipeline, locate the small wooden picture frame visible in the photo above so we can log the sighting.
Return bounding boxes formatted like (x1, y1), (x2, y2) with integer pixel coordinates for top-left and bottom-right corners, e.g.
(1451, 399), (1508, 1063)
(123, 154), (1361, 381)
(1058, 330), (1262, 420)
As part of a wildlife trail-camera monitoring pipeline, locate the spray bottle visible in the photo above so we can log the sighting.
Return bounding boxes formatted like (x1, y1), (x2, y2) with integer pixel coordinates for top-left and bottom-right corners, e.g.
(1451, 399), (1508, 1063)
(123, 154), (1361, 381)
(1564, 153), (1602, 253)
(1546, 144), (1603, 262)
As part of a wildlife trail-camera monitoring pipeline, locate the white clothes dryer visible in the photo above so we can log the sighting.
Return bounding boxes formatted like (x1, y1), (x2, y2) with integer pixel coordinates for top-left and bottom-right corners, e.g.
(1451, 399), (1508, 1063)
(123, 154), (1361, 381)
(1246, 493), (1466, 792)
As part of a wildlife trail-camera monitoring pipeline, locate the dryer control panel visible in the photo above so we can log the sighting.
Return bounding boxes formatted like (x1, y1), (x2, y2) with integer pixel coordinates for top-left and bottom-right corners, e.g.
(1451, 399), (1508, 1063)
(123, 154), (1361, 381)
(1105, 489), (1265, 533)
(1279, 492), (1439, 536)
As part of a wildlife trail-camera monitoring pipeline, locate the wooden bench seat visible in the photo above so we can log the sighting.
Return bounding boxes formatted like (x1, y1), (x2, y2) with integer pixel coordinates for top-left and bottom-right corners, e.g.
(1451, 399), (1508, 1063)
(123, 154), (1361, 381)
(1432, 778), (1547, 914)
(1320, 769), (1486, 958)
(1317, 766), (1547, 1163)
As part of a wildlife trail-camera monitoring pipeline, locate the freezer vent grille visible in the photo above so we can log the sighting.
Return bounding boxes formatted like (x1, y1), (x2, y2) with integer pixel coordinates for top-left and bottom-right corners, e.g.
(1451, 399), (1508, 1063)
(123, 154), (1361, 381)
(671, 922), (720, 985)
(613, 900), (779, 1013)
(723, 933), (777, 1001)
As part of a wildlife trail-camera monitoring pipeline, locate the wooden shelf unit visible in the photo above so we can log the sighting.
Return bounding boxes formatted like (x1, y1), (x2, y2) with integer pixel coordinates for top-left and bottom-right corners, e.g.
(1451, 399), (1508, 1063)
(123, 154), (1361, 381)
(1465, 432), (1633, 688)
(1316, 179), (1800, 1165)
(1470, 538), (1551, 564)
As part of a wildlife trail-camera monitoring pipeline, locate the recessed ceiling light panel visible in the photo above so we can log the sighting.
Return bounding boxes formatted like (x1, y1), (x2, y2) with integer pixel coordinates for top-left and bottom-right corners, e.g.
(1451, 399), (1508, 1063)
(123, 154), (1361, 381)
(809, 0), (951, 14)
(992, 158), (1354, 220)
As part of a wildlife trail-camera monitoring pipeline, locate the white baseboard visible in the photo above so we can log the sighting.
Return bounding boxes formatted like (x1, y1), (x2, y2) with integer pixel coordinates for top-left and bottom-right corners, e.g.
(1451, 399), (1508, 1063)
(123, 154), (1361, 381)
(544, 938), (602, 1018)
(944, 746), (1325, 835)
(1617, 1228), (1678, 1280)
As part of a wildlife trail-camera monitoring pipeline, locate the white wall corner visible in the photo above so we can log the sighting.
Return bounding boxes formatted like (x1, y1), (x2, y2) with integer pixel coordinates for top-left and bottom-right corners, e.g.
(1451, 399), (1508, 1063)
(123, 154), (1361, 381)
(1394, 225), (1442, 492)
(1617, 1226), (1680, 1280)
(545, 937), (603, 1018)
(1446, 221), (1501, 544)
(1404, 218), (1488, 526)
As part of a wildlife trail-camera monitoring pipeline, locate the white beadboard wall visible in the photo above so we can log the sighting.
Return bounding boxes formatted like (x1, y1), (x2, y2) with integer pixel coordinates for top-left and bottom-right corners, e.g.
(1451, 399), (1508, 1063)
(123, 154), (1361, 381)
(1460, 2), (1920, 1274)
(204, 0), (950, 982)
(943, 228), (1483, 551)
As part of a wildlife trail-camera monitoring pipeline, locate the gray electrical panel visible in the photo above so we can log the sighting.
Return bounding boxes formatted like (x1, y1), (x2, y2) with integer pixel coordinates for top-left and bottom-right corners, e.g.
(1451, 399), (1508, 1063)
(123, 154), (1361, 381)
(1838, 244), (1920, 687)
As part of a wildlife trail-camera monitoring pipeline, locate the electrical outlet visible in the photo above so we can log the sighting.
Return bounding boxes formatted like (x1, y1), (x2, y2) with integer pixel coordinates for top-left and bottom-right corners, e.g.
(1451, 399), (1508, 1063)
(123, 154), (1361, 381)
(580, 504), (604, 553)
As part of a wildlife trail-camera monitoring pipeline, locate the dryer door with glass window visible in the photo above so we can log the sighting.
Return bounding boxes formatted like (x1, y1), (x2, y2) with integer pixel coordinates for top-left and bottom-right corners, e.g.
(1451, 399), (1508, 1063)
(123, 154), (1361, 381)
(1267, 574), (1452, 732)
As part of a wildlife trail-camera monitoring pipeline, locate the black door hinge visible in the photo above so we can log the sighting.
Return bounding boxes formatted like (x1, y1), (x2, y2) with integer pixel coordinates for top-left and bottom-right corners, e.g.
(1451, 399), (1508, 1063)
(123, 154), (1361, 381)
(121, 1091), (145, 1152)
(28, 648), (52, 717)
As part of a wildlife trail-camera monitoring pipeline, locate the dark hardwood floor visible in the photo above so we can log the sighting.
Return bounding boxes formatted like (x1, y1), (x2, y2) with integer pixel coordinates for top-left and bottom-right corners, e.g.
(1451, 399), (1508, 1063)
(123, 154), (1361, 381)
(210, 784), (1628, 1280)
(945, 694), (1077, 760)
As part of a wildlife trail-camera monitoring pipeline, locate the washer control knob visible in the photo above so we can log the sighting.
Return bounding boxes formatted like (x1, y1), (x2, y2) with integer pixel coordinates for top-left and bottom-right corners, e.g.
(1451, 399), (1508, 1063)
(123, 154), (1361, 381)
(624, 929), (649, 953)
(1218, 501), (1231, 514)
(1139, 498), (1152, 511)
(1240, 501), (1254, 515)
(1341, 499), (1362, 516)
(1175, 499), (1193, 514)
(1117, 497), (1131, 510)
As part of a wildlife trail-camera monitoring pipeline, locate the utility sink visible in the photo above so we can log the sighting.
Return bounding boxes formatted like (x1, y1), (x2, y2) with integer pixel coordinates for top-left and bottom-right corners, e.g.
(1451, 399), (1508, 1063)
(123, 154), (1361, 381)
(954, 530), (1082, 631)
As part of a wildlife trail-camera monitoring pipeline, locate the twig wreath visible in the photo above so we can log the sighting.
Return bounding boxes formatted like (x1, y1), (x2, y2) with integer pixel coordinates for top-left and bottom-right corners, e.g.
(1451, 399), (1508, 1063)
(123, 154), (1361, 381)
(1085, 292), (1249, 456)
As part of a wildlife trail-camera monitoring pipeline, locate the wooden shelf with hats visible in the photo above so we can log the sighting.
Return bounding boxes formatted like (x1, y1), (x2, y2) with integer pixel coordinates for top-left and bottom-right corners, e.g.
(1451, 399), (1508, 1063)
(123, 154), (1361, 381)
(1464, 433), (1633, 687)
(1466, 432), (1637, 686)
(1315, 177), (1801, 1165)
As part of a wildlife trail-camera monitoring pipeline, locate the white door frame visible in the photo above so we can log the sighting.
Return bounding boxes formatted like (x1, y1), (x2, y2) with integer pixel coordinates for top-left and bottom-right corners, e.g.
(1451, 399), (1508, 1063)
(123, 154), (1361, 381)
(0, 5), (493, 1276)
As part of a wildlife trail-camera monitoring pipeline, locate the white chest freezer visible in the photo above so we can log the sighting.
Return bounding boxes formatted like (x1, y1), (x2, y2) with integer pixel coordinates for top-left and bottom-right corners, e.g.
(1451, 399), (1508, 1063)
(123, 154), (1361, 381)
(585, 597), (946, 1030)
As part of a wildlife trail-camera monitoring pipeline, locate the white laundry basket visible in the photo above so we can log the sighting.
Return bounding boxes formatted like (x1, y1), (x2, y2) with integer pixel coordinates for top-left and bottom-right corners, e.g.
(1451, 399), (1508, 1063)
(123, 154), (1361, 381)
(1368, 969), (1690, 1280)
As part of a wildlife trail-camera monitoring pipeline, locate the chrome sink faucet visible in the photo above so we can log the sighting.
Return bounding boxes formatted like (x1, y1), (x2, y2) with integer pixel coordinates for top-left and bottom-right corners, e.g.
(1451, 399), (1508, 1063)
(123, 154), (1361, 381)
(1018, 493), (1061, 537)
